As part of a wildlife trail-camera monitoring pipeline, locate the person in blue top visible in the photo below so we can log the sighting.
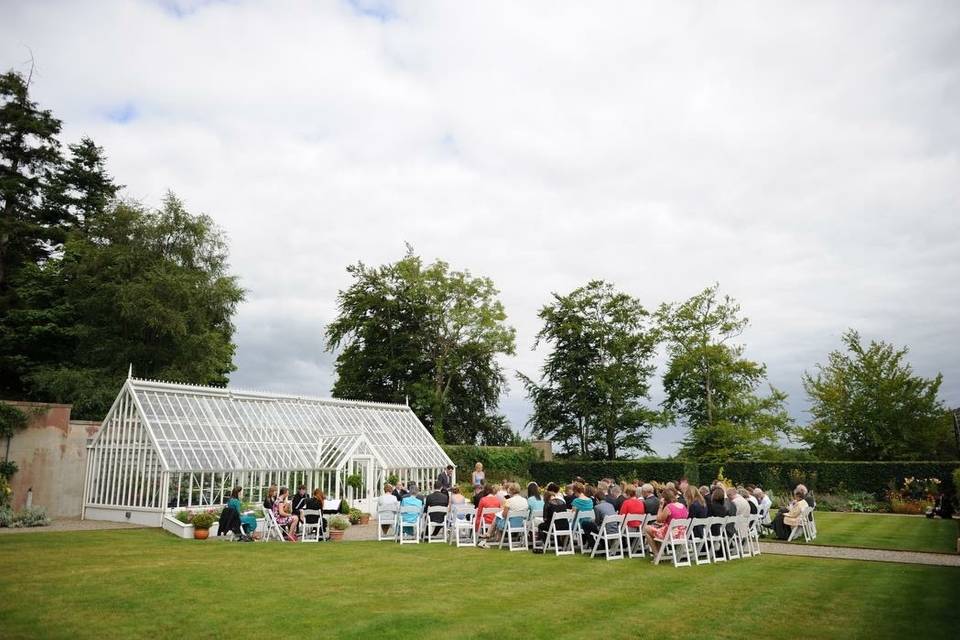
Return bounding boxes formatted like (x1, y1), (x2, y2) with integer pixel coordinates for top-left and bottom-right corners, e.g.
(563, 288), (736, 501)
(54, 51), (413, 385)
(400, 491), (424, 534)
(526, 482), (544, 514)
(227, 486), (257, 536)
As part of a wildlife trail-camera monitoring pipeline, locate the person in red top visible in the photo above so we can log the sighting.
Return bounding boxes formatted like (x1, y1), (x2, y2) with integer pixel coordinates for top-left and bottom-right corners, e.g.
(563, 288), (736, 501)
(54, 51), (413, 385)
(475, 484), (501, 532)
(618, 485), (646, 529)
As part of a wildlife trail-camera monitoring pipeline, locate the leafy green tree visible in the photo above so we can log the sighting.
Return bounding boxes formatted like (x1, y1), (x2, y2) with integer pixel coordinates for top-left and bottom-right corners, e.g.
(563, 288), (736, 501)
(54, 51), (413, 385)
(799, 329), (956, 460)
(326, 248), (516, 444)
(520, 281), (660, 459)
(24, 195), (244, 418)
(657, 284), (792, 461)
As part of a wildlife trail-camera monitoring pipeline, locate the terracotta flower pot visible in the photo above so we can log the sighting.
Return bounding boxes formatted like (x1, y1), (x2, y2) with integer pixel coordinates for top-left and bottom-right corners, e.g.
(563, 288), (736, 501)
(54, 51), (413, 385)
(329, 529), (345, 541)
(194, 528), (210, 540)
(359, 514), (370, 525)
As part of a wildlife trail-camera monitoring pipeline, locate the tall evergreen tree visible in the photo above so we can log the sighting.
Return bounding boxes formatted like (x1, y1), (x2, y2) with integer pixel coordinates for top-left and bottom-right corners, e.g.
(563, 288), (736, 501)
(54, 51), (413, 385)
(0, 70), (62, 291)
(520, 281), (660, 459)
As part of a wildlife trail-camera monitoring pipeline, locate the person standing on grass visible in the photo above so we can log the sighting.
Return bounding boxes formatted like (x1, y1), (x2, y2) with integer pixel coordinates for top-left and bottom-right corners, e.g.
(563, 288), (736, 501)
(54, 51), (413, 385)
(472, 463), (485, 494)
(437, 465), (454, 493)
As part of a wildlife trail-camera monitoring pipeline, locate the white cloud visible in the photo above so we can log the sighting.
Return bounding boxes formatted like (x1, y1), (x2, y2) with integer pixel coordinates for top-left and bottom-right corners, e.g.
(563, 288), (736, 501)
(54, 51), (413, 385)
(3, 0), (959, 454)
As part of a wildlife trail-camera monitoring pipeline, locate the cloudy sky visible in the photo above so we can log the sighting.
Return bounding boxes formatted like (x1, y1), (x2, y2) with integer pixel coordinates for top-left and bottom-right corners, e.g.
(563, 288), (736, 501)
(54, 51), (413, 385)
(3, 0), (959, 454)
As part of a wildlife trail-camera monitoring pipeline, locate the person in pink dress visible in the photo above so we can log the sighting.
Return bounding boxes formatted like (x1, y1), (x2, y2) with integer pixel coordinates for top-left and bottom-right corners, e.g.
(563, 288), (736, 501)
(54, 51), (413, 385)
(643, 487), (689, 557)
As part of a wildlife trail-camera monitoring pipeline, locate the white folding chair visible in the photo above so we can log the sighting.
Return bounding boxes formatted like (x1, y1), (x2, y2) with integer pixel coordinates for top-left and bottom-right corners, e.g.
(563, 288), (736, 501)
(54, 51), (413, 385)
(544, 511), (574, 556)
(572, 510), (595, 554)
(652, 518), (691, 567)
(788, 505), (816, 542)
(450, 504), (476, 547)
(590, 515), (625, 560)
(498, 509), (529, 551)
(724, 516), (743, 559)
(806, 506), (818, 540)
(707, 516), (727, 562)
(622, 513), (647, 558)
(687, 517), (712, 565)
(300, 509), (323, 543)
(398, 505), (421, 544)
(735, 515), (752, 557)
(527, 506), (544, 550)
(260, 508), (286, 543)
(425, 506), (448, 543)
(377, 505), (399, 541)
(746, 515), (762, 556)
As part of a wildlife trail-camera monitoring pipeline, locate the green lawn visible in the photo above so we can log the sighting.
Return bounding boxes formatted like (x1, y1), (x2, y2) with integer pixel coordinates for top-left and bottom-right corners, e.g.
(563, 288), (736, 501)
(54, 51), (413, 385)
(1, 529), (959, 639)
(797, 512), (958, 553)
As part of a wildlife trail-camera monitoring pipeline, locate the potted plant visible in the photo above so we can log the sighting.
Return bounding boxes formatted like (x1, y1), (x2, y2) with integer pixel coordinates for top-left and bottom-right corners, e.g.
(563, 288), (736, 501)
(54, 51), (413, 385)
(359, 512), (371, 525)
(328, 515), (351, 541)
(348, 507), (362, 525)
(387, 473), (399, 486)
(191, 511), (216, 540)
(346, 474), (363, 494)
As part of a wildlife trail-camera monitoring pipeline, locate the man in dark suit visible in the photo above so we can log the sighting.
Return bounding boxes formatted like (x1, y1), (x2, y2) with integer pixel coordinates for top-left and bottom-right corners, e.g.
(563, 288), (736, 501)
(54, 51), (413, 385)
(641, 484), (659, 516)
(424, 481), (450, 536)
(436, 465), (454, 493)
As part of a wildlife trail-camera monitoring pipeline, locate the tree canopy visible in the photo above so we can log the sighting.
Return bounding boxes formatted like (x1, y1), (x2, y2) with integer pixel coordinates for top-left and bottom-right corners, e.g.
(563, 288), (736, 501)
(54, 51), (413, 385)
(325, 248), (517, 445)
(657, 284), (792, 461)
(799, 329), (956, 460)
(0, 69), (243, 419)
(520, 281), (660, 459)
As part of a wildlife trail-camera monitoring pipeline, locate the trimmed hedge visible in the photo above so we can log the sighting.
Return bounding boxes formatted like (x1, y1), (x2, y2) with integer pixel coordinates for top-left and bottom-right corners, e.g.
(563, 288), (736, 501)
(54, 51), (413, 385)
(443, 445), (542, 481)
(530, 460), (960, 497)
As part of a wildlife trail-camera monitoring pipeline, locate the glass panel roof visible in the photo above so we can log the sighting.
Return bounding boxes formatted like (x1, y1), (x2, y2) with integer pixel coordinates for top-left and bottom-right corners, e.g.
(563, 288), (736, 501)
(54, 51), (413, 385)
(122, 379), (452, 473)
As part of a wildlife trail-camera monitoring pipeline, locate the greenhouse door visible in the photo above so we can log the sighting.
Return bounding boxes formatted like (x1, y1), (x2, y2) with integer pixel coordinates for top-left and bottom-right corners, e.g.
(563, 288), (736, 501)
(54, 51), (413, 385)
(346, 456), (375, 512)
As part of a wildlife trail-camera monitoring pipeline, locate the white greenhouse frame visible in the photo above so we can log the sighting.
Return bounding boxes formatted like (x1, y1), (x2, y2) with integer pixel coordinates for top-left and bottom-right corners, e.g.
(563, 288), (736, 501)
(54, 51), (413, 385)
(82, 377), (454, 526)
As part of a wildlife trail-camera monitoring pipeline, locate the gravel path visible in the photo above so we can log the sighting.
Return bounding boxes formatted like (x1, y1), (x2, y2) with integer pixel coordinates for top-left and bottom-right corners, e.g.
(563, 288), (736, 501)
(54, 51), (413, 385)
(760, 541), (960, 567)
(0, 518), (145, 535)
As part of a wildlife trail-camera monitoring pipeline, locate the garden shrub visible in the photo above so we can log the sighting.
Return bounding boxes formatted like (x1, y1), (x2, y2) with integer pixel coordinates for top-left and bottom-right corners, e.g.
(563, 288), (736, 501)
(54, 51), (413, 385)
(0, 505), (12, 527)
(12, 506), (50, 528)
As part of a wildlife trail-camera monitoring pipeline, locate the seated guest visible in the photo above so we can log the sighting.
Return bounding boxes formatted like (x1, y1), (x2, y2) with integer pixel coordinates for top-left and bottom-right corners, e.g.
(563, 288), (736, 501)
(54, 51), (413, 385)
(685, 486), (708, 538)
(474, 485), (501, 535)
(563, 483), (576, 508)
(796, 484), (815, 509)
(927, 491), (955, 519)
(537, 484), (569, 546)
(606, 485), (625, 512)
(479, 483), (526, 548)
(677, 477), (690, 505)
(643, 488), (688, 557)
(699, 485), (711, 501)
(527, 482), (544, 513)
(582, 488), (618, 549)
(272, 487), (300, 542)
(407, 482), (419, 497)
(585, 484), (598, 505)
(378, 484), (399, 535)
(619, 485), (646, 531)
(425, 481), (450, 519)
(569, 483), (596, 542)
(263, 485), (278, 511)
(641, 483), (659, 516)
(450, 486), (466, 505)
(755, 487), (772, 521)
(291, 484), (309, 517)
(495, 484), (508, 502)
(741, 487), (759, 515)
(772, 488), (809, 540)
(471, 485), (484, 508)
(303, 488), (326, 536)
(400, 488), (424, 535)
(227, 486), (257, 537)
(728, 487), (750, 539)
(708, 486), (728, 542)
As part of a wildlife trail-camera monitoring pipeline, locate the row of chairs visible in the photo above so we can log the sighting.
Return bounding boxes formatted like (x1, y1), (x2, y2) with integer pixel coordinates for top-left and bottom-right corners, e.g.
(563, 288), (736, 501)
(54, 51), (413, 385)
(259, 507), (327, 542)
(377, 503), (817, 568)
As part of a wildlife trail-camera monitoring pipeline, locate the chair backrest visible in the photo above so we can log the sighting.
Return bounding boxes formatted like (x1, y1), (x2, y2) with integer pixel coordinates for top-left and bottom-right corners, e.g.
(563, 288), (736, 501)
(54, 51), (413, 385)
(507, 509), (528, 527)
(529, 506), (544, 520)
(689, 517), (711, 538)
(452, 504), (474, 521)
(480, 507), (501, 520)
(801, 505), (813, 520)
(600, 514), (624, 534)
(428, 506), (449, 515)
(572, 509), (594, 529)
(301, 509), (321, 521)
(623, 513), (644, 531)
(550, 511), (573, 530)
(667, 517), (690, 541)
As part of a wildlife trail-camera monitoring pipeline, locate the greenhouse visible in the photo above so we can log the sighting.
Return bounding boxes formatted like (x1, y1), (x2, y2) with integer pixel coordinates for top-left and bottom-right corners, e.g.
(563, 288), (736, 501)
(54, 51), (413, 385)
(82, 376), (454, 526)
